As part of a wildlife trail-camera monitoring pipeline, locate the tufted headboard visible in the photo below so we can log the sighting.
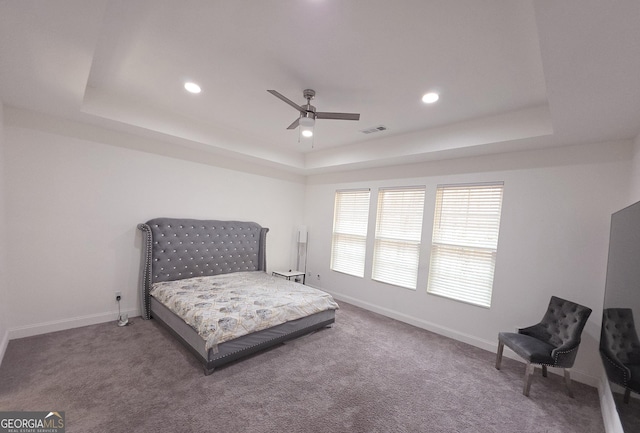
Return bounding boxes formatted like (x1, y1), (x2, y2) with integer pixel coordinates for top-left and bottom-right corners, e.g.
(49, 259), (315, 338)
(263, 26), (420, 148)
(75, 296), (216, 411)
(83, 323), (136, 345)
(138, 218), (269, 319)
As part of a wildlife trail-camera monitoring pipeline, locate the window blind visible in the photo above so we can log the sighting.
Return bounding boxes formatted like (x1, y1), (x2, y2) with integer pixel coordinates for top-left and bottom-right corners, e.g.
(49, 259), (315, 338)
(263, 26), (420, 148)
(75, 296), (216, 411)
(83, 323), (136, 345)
(372, 186), (425, 289)
(427, 182), (504, 307)
(331, 189), (371, 277)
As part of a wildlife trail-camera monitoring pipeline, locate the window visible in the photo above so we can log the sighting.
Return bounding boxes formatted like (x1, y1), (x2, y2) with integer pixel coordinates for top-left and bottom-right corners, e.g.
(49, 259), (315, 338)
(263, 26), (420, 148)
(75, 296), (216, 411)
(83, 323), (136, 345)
(331, 189), (371, 277)
(427, 182), (504, 307)
(372, 187), (426, 289)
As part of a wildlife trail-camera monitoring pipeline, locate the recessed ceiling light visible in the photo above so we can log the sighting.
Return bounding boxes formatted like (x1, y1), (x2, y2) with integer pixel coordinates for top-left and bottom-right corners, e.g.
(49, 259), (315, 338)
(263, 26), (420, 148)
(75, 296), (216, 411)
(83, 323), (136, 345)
(184, 82), (201, 94)
(422, 92), (439, 104)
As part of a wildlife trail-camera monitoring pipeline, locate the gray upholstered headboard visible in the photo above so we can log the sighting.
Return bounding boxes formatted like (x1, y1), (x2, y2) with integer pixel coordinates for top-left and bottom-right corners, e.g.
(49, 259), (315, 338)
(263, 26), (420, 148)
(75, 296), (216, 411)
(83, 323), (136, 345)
(138, 218), (269, 319)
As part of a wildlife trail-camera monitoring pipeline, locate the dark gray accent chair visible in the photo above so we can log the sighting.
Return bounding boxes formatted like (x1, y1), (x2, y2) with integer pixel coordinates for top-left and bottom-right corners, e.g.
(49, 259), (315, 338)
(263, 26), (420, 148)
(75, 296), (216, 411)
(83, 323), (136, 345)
(495, 296), (592, 397)
(600, 308), (640, 404)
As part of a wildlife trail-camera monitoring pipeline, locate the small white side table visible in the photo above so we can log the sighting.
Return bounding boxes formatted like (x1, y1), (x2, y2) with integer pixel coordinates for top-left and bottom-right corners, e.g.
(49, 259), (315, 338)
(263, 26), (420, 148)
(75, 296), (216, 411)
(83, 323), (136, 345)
(272, 270), (306, 284)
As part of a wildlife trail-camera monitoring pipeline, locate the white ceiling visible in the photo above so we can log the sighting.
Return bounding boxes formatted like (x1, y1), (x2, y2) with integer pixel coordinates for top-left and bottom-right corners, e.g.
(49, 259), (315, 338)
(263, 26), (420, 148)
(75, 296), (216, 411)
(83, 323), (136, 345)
(1, 0), (639, 175)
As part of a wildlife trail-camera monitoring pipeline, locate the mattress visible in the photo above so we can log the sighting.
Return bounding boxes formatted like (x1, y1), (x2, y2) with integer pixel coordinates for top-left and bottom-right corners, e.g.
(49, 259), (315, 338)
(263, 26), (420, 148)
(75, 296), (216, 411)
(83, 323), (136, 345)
(150, 271), (339, 352)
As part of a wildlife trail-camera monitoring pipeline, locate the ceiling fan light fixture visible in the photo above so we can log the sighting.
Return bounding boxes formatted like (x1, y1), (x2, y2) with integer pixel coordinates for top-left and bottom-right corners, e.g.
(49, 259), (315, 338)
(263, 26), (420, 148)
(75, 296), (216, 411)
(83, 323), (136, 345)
(300, 115), (315, 138)
(299, 116), (315, 127)
(267, 89), (359, 143)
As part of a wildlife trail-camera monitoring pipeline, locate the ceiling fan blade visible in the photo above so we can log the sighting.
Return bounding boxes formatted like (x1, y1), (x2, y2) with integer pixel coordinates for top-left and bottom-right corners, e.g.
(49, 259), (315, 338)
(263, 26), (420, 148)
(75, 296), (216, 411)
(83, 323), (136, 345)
(267, 90), (304, 112)
(286, 118), (300, 130)
(315, 112), (360, 121)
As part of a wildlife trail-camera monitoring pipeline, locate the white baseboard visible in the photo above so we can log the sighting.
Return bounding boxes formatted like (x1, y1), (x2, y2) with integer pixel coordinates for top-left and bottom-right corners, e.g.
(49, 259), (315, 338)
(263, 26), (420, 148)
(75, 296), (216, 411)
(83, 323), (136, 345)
(324, 289), (600, 387)
(0, 328), (9, 368)
(327, 290), (497, 347)
(7, 308), (140, 340)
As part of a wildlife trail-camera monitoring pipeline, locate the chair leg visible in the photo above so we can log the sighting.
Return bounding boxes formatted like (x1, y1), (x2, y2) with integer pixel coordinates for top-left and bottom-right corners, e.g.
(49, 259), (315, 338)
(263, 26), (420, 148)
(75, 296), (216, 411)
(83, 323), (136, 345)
(495, 341), (504, 370)
(564, 369), (574, 398)
(523, 363), (535, 396)
(542, 365), (547, 377)
(624, 388), (631, 404)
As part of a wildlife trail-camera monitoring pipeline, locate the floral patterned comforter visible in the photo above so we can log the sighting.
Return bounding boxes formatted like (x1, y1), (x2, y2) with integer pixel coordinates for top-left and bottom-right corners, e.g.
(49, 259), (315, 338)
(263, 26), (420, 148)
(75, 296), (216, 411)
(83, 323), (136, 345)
(150, 271), (339, 352)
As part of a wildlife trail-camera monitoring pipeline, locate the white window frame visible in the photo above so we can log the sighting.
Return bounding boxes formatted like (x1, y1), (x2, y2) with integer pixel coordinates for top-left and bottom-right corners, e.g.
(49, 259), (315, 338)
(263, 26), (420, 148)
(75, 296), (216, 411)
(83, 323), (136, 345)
(427, 182), (504, 307)
(330, 189), (371, 277)
(372, 186), (426, 289)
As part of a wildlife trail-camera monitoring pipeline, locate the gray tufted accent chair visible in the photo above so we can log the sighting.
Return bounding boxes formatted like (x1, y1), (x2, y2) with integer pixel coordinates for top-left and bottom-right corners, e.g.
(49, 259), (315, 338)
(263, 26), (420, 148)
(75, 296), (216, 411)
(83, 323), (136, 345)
(495, 296), (592, 397)
(599, 308), (640, 404)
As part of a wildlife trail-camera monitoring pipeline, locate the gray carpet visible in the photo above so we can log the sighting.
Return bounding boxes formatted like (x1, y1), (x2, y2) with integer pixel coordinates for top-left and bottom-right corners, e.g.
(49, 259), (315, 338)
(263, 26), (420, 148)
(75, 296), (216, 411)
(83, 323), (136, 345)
(0, 302), (604, 433)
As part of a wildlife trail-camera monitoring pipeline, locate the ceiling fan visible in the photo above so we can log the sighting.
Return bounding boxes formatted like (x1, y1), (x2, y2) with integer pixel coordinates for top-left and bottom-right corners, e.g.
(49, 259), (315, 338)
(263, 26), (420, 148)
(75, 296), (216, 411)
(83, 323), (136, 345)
(267, 89), (360, 136)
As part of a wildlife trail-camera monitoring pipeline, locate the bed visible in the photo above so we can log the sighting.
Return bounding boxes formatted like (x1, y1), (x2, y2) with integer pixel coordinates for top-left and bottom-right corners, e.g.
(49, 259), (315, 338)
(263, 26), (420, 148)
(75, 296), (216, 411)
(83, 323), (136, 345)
(138, 217), (338, 375)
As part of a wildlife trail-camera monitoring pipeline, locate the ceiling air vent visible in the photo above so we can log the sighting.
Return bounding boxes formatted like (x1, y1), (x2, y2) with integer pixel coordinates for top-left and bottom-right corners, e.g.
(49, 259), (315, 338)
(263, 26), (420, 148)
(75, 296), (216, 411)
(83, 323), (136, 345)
(360, 125), (387, 134)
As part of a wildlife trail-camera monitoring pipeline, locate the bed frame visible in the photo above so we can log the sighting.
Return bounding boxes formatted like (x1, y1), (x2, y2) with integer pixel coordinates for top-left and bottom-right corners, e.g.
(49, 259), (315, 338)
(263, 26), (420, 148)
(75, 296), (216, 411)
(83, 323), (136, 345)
(138, 217), (335, 375)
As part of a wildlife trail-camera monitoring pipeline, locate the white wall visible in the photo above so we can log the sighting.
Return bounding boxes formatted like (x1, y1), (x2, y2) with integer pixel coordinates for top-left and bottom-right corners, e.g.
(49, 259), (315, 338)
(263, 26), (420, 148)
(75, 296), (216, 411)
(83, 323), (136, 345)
(0, 101), (9, 365)
(3, 111), (306, 338)
(304, 140), (633, 385)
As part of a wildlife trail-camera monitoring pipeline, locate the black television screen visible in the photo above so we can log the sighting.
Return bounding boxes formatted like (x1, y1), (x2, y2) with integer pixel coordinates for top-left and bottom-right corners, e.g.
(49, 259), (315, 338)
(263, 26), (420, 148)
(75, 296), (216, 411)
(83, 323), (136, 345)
(601, 200), (640, 431)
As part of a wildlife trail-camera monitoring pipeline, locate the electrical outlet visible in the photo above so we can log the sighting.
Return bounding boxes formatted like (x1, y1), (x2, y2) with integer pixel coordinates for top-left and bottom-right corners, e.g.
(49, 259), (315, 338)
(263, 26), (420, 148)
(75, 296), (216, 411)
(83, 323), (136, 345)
(115, 291), (122, 302)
